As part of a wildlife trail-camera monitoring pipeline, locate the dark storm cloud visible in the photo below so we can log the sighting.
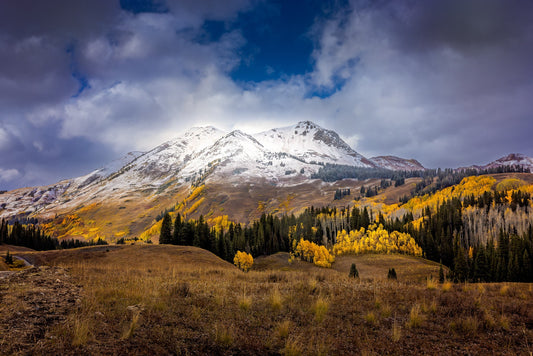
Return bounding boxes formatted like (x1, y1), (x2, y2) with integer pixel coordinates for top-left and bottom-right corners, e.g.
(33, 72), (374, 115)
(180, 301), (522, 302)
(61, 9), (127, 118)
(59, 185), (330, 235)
(393, 0), (533, 52)
(0, 0), (253, 190)
(1, 0), (532, 189)
(310, 0), (533, 167)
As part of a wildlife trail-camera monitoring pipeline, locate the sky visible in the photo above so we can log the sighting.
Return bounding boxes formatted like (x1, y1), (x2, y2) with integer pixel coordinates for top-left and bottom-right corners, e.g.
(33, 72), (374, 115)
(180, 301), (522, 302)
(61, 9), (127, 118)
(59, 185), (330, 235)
(1, 0), (533, 190)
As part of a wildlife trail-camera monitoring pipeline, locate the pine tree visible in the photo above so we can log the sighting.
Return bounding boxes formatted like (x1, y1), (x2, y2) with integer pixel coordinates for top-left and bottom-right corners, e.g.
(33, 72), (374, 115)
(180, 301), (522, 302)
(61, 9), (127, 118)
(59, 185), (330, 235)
(387, 268), (397, 280)
(4, 250), (13, 265)
(349, 263), (359, 278)
(473, 246), (488, 282)
(172, 213), (182, 244)
(159, 213), (172, 244)
(438, 262), (445, 283)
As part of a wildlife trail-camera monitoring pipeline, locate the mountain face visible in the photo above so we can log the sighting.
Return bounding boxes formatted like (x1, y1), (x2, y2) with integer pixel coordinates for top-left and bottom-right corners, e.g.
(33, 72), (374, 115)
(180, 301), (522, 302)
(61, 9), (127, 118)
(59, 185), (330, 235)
(0, 121), (427, 241)
(254, 121), (375, 168)
(481, 153), (533, 171)
(369, 156), (425, 171)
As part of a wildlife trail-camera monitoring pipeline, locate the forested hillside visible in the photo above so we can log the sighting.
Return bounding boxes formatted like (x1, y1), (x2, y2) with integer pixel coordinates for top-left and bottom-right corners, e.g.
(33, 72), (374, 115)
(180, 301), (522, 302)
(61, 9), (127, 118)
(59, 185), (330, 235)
(158, 174), (533, 282)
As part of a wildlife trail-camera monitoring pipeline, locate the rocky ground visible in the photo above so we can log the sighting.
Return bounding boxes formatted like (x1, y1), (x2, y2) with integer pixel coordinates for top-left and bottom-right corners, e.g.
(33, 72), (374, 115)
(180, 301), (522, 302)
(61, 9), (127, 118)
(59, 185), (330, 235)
(0, 266), (81, 354)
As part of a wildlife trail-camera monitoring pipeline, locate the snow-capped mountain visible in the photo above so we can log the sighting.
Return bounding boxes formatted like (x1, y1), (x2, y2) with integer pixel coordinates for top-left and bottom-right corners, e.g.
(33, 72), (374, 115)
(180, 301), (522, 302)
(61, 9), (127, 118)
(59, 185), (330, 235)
(254, 121), (375, 168)
(369, 156), (425, 171)
(481, 153), (533, 171)
(0, 121), (428, 239)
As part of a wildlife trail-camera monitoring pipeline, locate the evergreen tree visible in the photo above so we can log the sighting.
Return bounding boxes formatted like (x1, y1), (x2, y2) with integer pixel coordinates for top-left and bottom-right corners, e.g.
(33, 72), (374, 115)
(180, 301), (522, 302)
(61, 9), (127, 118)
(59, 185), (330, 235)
(387, 268), (397, 280)
(349, 263), (359, 278)
(172, 213), (182, 244)
(159, 213), (172, 244)
(473, 246), (488, 282)
(4, 250), (13, 265)
(438, 262), (445, 283)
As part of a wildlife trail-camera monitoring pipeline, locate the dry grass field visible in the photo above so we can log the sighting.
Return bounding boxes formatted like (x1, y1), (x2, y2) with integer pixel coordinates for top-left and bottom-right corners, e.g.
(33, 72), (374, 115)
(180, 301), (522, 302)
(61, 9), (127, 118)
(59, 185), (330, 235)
(1, 245), (532, 355)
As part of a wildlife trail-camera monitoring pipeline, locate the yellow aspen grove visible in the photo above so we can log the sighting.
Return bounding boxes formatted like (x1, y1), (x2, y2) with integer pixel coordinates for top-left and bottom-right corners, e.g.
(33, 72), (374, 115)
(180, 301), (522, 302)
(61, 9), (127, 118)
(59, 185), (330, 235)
(234, 251), (253, 272)
(333, 224), (422, 257)
(294, 238), (335, 268)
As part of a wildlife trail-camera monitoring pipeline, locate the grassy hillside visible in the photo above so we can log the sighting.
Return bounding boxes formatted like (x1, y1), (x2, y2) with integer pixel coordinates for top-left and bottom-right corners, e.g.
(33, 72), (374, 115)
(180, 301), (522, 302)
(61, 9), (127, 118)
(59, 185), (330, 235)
(1, 245), (531, 354)
(254, 252), (443, 283)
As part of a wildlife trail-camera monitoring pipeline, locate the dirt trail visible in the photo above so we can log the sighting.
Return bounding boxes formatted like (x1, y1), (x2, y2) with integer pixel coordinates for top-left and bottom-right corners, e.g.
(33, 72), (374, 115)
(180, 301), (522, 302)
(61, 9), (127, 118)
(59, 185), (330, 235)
(0, 266), (81, 354)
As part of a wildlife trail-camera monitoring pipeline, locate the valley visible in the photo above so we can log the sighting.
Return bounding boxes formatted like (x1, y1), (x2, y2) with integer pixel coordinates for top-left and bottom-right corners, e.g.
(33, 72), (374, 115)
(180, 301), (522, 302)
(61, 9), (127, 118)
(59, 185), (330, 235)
(1, 245), (532, 355)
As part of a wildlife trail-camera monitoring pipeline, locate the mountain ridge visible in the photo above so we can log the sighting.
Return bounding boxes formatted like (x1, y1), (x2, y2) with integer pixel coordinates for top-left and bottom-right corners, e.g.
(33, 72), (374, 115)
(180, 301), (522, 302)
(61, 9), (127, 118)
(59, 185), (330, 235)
(1, 121), (531, 242)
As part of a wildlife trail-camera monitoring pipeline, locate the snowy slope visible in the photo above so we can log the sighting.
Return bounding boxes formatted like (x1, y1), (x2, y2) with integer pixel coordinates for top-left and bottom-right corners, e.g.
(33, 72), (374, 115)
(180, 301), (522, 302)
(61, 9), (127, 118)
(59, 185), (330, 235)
(369, 156), (425, 171)
(482, 153), (533, 171)
(254, 121), (375, 168)
(0, 121), (424, 220)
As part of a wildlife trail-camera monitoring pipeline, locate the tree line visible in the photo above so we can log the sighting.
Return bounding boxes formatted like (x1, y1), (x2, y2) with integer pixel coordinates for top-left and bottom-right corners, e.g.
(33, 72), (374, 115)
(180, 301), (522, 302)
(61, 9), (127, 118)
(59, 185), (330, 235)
(0, 219), (107, 251)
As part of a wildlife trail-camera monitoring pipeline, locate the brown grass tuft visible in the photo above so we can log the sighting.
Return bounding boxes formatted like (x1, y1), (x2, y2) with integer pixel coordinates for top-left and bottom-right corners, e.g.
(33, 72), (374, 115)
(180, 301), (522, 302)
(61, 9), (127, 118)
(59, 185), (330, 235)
(282, 336), (303, 356)
(214, 323), (234, 348)
(71, 315), (90, 346)
(406, 304), (424, 328)
(391, 317), (402, 342)
(441, 281), (452, 292)
(269, 287), (283, 311)
(277, 320), (291, 339)
(313, 297), (329, 323)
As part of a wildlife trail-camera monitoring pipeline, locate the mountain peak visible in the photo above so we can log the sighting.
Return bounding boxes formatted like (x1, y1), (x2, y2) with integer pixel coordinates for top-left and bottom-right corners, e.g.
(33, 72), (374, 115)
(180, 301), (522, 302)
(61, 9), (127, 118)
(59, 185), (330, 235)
(184, 125), (224, 137)
(494, 153), (528, 163)
(481, 153), (533, 171)
(295, 120), (320, 129)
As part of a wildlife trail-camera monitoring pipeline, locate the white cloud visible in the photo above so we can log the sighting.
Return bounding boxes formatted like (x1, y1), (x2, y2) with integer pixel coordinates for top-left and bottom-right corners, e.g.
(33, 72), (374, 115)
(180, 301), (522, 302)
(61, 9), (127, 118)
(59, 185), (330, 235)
(0, 168), (20, 182)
